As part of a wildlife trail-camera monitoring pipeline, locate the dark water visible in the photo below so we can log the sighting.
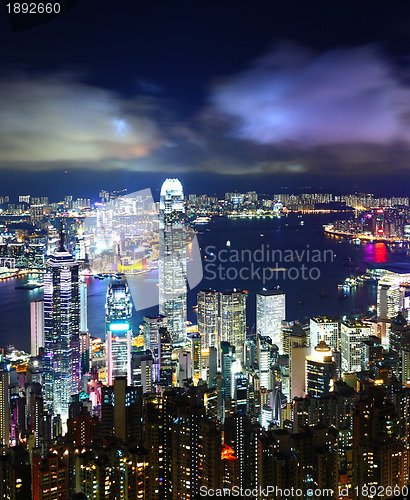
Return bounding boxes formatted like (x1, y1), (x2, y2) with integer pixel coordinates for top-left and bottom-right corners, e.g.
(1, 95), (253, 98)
(0, 213), (404, 351)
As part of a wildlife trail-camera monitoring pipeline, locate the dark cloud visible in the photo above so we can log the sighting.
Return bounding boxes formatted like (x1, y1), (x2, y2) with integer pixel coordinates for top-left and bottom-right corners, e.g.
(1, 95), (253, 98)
(209, 43), (410, 147)
(0, 74), (163, 166)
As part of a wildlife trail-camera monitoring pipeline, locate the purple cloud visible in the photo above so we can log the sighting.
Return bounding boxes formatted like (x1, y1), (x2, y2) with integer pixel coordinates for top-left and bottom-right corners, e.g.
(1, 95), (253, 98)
(210, 43), (410, 146)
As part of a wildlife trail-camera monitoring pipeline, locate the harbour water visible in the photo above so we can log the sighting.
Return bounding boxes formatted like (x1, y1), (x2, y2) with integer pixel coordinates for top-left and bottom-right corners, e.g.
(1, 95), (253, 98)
(0, 213), (403, 352)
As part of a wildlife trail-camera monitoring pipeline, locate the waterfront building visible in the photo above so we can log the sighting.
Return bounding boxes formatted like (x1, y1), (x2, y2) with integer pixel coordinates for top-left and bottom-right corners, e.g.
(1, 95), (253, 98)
(30, 300), (44, 357)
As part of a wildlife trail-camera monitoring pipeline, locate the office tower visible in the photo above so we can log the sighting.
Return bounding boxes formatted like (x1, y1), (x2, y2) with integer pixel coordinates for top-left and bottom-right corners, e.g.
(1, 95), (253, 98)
(143, 314), (167, 353)
(201, 346), (218, 388)
(79, 278), (88, 333)
(377, 282), (402, 345)
(257, 336), (273, 390)
(43, 227), (80, 423)
(141, 355), (154, 393)
(197, 289), (219, 348)
(159, 178), (187, 343)
(219, 290), (247, 359)
(233, 373), (248, 415)
(105, 281), (133, 386)
(310, 316), (339, 350)
(101, 378), (143, 442)
(289, 324), (309, 400)
(361, 336), (383, 371)
(158, 327), (173, 386)
(30, 300), (44, 357)
(256, 289), (286, 350)
(243, 338), (257, 370)
(191, 334), (202, 385)
(341, 321), (371, 373)
(0, 366), (9, 447)
(221, 342), (236, 404)
(80, 331), (91, 374)
(306, 341), (336, 397)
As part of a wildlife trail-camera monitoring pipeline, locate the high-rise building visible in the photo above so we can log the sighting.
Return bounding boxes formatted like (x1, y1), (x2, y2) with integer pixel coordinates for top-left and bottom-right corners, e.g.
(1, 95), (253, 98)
(219, 290), (247, 359)
(256, 289), (286, 350)
(377, 282), (402, 346)
(43, 227), (80, 423)
(0, 365), (9, 447)
(30, 300), (44, 357)
(310, 316), (339, 350)
(191, 334), (202, 385)
(105, 281), (133, 386)
(197, 289), (219, 348)
(159, 178), (187, 343)
(79, 278), (88, 333)
(143, 314), (167, 353)
(306, 341), (336, 397)
(341, 321), (371, 374)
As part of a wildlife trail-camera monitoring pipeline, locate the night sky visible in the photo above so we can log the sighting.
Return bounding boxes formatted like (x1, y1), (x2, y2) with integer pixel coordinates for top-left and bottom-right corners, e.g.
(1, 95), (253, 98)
(2, 1), (410, 198)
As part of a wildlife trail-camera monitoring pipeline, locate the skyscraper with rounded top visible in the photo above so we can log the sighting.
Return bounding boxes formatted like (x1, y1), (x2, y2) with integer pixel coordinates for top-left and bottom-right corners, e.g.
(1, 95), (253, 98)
(159, 178), (187, 342)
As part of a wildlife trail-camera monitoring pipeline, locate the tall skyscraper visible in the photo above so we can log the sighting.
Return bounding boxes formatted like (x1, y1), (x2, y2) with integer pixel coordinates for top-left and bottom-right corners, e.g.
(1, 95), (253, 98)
(256, 289), (286, 350)
(198, 289), (219, 348)
(159, 178), (187, 343)
(30, 300), (44, 357)
(306, 341), (336, 397)
(219, 290), (247, 358)
(0, 364), (9, 447)
(310, 316), (339, 350)
(43, 227), (80, 423)
(79, 278), (88, 333)
(341, 320), (371, 373)
(143, 314), (167, 353)
(105, 281), (133, 386)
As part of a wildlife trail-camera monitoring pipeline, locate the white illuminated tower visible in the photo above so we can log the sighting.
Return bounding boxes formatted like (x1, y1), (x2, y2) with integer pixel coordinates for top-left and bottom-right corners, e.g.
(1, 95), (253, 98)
(30, 300), (44, 357)
(105, 280), (133, 386)
(43, 226), (80, 424)
(256, 289), (286, 350)
(197, 289), (219, 348)
(159, 178), (187, 342)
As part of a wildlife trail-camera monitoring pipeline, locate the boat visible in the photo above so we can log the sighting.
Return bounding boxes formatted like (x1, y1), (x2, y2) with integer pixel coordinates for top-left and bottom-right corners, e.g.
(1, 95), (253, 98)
(226, 240), (231, 247)
(94, 274), (105, 280)
(338, 277), (357, 288)
(15, 279), (44, 290)
(193, 216), (210, 225)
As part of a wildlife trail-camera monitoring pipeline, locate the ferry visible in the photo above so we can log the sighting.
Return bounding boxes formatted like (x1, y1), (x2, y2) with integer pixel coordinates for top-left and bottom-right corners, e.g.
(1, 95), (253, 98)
(193, 216), (210, 225)
(338, 277), (358, 288)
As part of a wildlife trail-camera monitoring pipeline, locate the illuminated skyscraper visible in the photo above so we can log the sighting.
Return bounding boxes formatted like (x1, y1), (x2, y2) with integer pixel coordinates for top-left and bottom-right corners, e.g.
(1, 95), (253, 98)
(159, 178), (187, 342)
(0, 363), (9, 447)
(219, 290), (247, 358)
(198, 289), (219, 349)
(105, 281), (133, 386)
(30, 300), (44, 357)
(306, 341), (336, 397)
(256, 289), (286, 350)
(43, 227), (80, 423)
